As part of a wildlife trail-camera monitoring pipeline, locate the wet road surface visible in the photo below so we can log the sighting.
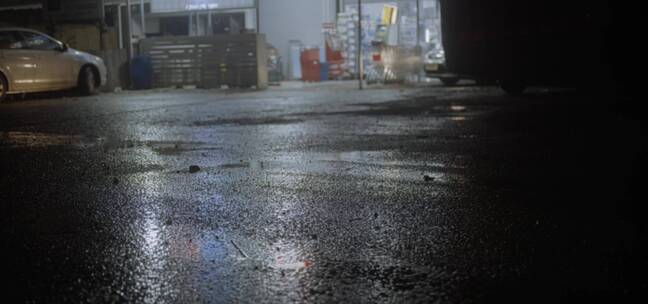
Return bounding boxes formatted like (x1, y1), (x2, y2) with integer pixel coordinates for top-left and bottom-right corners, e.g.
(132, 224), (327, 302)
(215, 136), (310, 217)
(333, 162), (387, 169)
(1, 82), (645, 303)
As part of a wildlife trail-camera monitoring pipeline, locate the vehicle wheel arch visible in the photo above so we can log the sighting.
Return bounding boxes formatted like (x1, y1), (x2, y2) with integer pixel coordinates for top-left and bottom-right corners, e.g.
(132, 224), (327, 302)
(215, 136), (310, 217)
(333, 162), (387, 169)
(0, 68), (7, 81)
(0, 71), (8, 102)
(440, 76), (460, 86)
(78, 64), (101, 87)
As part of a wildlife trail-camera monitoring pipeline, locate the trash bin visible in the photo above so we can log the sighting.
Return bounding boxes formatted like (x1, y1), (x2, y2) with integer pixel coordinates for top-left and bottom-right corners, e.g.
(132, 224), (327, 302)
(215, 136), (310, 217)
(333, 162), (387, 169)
(320, 63), (329, 81)
(130, 55), (153, 90)
(300, 48), (320, 82)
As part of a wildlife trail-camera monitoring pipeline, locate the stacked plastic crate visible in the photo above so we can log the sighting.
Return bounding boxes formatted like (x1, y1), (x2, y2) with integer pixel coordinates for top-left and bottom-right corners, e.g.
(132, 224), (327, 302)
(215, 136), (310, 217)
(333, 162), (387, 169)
(336, 11), (358, 77)
(323, 23), (345, 80)
(361, 14), (380, 78)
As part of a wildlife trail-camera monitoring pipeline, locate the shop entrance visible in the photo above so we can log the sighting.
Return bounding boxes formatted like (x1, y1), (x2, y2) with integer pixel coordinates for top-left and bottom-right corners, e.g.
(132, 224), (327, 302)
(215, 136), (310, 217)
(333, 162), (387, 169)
(334, 0), (444, 83)
(160, 16), (190, 36)
(211, 13), (246, 35)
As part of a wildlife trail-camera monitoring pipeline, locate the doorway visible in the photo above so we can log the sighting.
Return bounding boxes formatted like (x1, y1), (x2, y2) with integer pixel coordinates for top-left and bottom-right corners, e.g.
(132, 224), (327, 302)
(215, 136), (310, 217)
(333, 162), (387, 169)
(211, 13), (245, 34)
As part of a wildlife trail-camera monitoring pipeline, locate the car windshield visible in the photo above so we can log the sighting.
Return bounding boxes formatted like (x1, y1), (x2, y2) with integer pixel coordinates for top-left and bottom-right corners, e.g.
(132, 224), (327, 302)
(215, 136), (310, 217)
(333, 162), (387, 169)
(0, 31), (21, 50)
(16, 31), (61, 51)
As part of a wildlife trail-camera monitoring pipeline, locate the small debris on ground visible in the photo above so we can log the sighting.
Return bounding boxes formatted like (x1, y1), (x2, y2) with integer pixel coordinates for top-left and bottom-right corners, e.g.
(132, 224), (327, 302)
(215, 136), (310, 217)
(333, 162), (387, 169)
(230, 240), (248, 258)
(274, 260), (313, 270)
(424, 175), (434, 182)
(189, 165), (201, 173)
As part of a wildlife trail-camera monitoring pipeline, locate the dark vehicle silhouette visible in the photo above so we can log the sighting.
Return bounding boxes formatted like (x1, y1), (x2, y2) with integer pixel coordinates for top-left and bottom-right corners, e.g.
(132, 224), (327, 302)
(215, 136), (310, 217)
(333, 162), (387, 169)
(440, 0), (611, 94)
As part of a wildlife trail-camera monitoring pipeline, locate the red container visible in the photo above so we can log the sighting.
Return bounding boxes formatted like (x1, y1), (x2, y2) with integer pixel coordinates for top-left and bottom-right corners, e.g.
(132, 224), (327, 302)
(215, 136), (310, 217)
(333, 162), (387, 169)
(326, 43), (344, 62)
(301, 48), (320, 62)
(325, 43), (345, 79)
(300, 48), (321, 82)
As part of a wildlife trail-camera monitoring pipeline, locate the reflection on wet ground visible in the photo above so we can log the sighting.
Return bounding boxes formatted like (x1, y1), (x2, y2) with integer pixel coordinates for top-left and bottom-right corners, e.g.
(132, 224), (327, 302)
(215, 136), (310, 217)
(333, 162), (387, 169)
(1, 84), (643, 302)
(0, 131), (103, 148)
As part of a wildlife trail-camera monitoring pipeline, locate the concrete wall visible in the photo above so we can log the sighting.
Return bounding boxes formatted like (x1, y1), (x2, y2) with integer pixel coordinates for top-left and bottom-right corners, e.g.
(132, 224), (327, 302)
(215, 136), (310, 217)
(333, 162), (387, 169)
(0, 0), (42, 8)
(46, 0), (104, 21)
(259, 0), (336, 77)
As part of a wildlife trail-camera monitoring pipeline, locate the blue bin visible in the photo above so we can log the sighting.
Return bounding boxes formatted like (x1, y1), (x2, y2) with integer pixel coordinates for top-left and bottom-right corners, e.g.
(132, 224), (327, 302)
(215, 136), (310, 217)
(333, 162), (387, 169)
(130, 55), (153, 90)
(320, 62), (329, 81)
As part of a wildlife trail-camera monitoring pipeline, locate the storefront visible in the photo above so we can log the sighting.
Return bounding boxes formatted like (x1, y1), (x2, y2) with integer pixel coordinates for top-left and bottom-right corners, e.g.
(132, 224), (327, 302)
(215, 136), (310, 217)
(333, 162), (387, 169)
(99, 1), (443, 84)
(102, 0), (258, 50)
(336, 0), (443, 83)
(150, 0), (258, 36)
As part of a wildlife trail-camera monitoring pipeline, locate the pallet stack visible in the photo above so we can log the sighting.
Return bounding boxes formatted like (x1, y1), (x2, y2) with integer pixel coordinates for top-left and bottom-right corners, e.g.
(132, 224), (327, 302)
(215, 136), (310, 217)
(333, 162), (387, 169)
(336, 11), (358, 77)
(140, 34), (268, 89)
(337, 9), (382, 79)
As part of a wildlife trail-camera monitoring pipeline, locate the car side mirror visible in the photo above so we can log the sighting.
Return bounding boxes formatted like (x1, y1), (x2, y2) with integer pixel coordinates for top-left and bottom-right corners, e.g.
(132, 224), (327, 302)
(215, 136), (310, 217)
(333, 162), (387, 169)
(59, 43), (68, 52)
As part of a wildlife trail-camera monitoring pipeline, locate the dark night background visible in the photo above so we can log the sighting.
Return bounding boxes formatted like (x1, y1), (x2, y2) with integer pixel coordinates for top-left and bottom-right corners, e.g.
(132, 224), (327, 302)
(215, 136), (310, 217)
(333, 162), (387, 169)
(1, 0), (646, 303)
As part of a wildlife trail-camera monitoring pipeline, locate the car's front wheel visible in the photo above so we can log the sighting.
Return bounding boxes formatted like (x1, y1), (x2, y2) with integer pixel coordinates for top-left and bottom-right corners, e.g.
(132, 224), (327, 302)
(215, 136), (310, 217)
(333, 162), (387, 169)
(500, 78), (526, 95)
(440, 77), (460, 86)
(0, 73), (8, 103)
(79, 66), (98, 96)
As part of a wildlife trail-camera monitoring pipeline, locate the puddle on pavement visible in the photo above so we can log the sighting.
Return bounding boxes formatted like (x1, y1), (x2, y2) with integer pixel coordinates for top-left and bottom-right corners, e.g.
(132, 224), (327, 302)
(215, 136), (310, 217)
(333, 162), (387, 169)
(0, 131), (103, 148)
(193, 117), (303, 127)
(220, 162), (252, 169)
(151, 144), (223, 156)
(265, 151), (455, 184)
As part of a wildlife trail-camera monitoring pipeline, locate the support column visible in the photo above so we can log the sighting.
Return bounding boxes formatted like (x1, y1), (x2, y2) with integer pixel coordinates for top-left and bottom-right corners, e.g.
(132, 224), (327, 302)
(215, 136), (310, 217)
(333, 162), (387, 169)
(358, 0), (363, 90)
(140, 0), (145, 39)
(416, 0), (421, 83)
(126, 0), (132, 59)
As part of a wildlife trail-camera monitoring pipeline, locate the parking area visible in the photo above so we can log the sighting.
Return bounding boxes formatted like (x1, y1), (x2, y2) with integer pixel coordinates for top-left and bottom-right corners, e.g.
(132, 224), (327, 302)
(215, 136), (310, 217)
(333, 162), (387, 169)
(1, 81), (645, 302)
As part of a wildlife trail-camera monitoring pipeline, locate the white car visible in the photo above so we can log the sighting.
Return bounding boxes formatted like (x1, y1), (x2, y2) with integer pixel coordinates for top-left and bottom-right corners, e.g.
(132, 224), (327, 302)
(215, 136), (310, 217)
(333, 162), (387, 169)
(0, 28), (107, 102)
(424, 48), (460, 86)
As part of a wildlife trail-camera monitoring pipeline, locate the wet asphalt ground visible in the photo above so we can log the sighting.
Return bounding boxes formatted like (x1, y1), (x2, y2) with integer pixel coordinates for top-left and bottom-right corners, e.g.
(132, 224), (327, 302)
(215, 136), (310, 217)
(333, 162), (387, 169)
(1, 81), (645, 303)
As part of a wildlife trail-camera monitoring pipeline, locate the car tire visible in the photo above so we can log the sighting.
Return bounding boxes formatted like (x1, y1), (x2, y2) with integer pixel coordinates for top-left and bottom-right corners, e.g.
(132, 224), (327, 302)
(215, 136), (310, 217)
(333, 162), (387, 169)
(0, 73), (8, 103)
(440, 77), (460, 86)
(475, 78), (496, 86)
(79, 66), (98, 96)
(500, 79), (526, 95)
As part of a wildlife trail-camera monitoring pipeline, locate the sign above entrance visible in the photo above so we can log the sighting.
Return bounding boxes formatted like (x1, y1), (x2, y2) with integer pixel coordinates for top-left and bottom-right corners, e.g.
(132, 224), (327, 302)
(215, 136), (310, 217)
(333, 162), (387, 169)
(151, 0), (256, 13)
